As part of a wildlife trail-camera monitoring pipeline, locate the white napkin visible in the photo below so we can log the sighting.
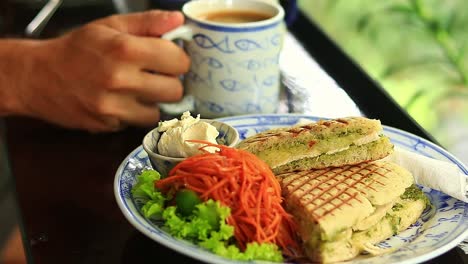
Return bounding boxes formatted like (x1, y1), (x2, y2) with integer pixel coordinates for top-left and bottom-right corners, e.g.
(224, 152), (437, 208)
(384, 147), (468, 203)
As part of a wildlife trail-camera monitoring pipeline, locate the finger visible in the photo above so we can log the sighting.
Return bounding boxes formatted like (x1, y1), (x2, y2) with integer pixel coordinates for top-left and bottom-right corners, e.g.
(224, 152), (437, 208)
(68, 106), (123, 132)
(121, 71), (184, 102)
(47, 109), (122, 133)
(107, 94), (161, 127)
(88, 114), (123, 133)
(96, 10), (184, 37)
(30, 95), (123, 133)
(120, 103), (160, 127)
(109, 34), (190, 75)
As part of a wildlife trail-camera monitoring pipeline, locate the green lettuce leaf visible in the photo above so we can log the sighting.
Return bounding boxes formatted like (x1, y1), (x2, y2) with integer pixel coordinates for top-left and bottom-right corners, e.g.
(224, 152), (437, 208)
(132, 169), (284, 262)
(131, 169), (165, 219)
(164, 199), (283, 262)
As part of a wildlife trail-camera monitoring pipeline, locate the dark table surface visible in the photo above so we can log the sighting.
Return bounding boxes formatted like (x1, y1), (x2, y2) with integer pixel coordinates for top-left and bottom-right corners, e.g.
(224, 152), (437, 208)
(1, 2), (467, 264)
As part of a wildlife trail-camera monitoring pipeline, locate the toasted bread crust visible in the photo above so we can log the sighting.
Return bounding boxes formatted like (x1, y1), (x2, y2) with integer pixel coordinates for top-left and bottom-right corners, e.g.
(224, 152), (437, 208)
(237, 117), (382, 153)
(316, 197), (426, 263)
(278, 162), (426, 263)
(278, 161), (414, 238)
(236, 117), (393, 170)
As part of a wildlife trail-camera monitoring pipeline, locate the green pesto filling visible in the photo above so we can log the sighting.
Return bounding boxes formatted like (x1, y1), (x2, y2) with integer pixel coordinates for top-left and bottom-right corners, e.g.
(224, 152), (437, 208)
(273, 137), (389, 173)
(392, 203), (404, 211)
(385, 213), (402, 235)
(252, 128), (371, 161)
(401, 185), (431, 207)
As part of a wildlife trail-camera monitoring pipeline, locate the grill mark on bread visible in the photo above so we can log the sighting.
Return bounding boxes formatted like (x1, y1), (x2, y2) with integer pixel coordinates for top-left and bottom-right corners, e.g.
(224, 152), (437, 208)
(297, 165), (373, 216)
(281, 162), (393, 220)
(321, 121), (333, 127)
(290, 118), (351, 133)
(281, 168), (342, 195)
(308, 140), (317, 148)
(276, 161), (417, 263)
(336, 118), (350, 124)
(245, 118), (356, 142)
(315, 118), (349, 128)
(321, 192), (361, 218)
(242, 131), (279, 143)
(285, 127), (310, 137)
(281, 171), (314, 194)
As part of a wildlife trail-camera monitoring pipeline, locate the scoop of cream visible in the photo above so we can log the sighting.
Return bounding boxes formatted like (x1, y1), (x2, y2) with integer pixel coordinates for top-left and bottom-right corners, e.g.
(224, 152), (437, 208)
(157, 111), (219, 158)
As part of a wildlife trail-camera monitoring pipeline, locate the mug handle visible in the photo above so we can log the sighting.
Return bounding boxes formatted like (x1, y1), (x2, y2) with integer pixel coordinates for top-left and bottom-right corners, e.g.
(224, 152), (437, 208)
(161, 25), (193, 41)
(157, 25), (195, 117)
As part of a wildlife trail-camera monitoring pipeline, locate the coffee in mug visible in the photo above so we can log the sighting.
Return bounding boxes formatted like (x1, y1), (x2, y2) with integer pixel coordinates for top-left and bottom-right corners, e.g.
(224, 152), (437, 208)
(197, 10), (273, 23)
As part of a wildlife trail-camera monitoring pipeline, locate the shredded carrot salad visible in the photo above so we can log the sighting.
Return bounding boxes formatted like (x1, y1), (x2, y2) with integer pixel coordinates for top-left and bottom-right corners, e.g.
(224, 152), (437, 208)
(155, 140), (301, 256)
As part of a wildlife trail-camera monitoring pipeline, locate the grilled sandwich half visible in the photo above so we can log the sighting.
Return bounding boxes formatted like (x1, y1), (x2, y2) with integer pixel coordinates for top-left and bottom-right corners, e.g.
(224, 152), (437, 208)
(277, 161), (430, 263)
(236, 117), (394, 174)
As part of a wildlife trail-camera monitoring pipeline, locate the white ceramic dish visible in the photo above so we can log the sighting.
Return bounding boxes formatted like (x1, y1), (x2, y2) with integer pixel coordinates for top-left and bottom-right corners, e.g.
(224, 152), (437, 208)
(142, 118), (239, 177)
(114, 114), (468, 264)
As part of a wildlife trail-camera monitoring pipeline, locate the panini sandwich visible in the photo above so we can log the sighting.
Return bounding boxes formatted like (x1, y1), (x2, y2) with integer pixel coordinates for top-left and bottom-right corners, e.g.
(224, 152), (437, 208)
(236, 117), (394, 174)
(277, 161), (430, 263)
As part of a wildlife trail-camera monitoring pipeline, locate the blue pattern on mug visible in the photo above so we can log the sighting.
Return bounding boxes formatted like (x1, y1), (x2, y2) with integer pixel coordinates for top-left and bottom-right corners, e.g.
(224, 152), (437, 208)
(239, 59), (262, 71)
(196, 100), (224, 113)
(270, 33), (282, 46)
(187, 71), (208, 84)
(244, 103), (262, 112)
(220, 79), (243, 92)
(234, 39), (264, 51)
(206, 57), (223, 69)
(262, 75), (278, 86)
(192, 51), (225, 69)
(193, 34), (235, 53)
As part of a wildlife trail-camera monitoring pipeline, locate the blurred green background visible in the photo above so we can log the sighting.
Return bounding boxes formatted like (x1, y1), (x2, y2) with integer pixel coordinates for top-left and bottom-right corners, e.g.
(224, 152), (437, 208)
(298, 0), (468, 163)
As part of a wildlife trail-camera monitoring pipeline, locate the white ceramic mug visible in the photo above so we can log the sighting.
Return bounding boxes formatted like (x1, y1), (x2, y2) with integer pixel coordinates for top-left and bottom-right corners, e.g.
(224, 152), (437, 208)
(162, 0), (285, 118)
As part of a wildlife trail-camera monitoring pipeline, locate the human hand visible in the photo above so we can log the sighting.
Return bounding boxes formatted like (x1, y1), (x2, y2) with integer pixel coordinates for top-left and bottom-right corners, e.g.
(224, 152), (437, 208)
(17, 10), (190, 132)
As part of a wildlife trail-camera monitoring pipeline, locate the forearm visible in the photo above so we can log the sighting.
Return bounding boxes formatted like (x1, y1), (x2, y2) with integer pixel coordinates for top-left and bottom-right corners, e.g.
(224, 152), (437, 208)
(0, 39), (44, 116)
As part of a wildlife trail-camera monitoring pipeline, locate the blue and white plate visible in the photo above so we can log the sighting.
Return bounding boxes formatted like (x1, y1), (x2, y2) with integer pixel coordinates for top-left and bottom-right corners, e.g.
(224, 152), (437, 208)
(114, 114), (468, 264)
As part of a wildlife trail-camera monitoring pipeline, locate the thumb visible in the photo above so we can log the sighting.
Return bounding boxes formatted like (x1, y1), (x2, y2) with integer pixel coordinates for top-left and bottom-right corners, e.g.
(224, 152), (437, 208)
(95, 10), (184, 37)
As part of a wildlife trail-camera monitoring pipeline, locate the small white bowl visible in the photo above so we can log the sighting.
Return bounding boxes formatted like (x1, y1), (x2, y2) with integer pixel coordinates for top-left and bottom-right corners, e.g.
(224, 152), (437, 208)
(142, 119), (239, 177)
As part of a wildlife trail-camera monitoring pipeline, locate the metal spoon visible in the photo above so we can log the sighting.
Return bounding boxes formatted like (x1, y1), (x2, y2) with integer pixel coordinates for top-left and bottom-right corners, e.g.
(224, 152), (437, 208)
(25, 0), (63, 37)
